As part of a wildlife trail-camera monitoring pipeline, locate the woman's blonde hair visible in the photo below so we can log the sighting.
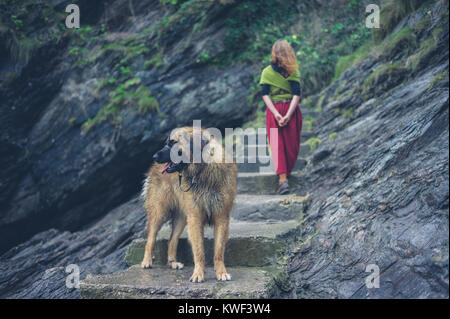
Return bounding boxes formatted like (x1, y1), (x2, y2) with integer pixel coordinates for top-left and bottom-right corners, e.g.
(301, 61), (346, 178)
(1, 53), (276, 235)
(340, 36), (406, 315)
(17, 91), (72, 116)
(270, 39), (298, 76)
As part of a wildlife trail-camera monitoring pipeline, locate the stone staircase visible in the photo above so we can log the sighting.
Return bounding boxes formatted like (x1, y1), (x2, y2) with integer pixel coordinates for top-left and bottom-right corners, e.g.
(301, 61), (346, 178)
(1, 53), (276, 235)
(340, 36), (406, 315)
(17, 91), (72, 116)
(79, 126), (312, 299)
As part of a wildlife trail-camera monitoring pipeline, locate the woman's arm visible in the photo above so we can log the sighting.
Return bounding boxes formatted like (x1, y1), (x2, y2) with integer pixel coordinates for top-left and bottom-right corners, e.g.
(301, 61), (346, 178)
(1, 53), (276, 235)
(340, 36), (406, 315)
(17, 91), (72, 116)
(263, 95), (283, 124)
(261, 84), (283, 124)
(280, 81), (301, 125)
(283, 95), (301, 122)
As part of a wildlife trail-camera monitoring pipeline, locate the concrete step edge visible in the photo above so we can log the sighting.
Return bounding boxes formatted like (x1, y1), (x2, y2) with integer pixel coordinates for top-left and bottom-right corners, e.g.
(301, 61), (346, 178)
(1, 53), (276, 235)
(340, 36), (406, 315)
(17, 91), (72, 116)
(80, 265), (279, 299)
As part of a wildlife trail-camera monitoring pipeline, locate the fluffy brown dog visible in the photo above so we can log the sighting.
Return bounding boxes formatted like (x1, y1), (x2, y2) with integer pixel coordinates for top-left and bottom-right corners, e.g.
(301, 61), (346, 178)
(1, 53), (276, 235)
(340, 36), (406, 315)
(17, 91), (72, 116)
(140, 126), (237, 282)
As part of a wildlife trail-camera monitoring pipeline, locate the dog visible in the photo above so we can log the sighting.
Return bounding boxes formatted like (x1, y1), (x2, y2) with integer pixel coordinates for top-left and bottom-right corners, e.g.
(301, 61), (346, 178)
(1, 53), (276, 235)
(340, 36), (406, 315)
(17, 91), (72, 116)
(140, 126), (237, 282)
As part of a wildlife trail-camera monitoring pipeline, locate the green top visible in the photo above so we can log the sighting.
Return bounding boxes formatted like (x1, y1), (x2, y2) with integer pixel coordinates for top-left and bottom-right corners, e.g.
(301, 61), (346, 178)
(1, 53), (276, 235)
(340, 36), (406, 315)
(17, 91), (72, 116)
(259, 65), (300, 101)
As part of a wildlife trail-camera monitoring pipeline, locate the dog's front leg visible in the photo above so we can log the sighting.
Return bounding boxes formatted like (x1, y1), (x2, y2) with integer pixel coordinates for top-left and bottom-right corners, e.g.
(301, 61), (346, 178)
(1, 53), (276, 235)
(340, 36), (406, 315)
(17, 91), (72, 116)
(141, 206), (166, 269)
(186, 214), (206, 283)
(167, 213), (186, 270)
(213, 214), (231, 281)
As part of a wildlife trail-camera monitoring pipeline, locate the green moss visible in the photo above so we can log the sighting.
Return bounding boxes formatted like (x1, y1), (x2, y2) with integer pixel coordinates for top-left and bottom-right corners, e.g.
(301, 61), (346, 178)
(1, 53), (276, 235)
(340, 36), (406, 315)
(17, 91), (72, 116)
(341, 108), (353, 119)
(414, 16), (432, 33)
(68, 117), (77, 126)
(333, 41), (372, 81)
(406, 27), (441, 72)
(144, 53), (164, 69)
(82, 103), (120, 133)
(82, 84), (160, 133)
(72, 26), (95, 45)
(372, 0), (421, 43)
(304, 137), (321, 151)
(138, 96), (160, 114)
(303, 97), (313, 109)
(196, 50), (211, 64)
(303, 115), (316, 132)
(97, 78), (117, 88)
(81, 37), (150, 67)
(362, 62), (407, 95)
(124, 78), (142, 88)
(380, 26), (417, 59)
(427, 71), (448, 91)
(316, 94), (327, 111)
(329, 132), (337, 141)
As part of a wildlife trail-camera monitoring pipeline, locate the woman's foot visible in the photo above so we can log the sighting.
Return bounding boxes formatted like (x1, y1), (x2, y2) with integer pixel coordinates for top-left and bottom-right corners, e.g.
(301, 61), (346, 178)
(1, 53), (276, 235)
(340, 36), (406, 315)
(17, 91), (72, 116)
(277, 181), (289, 195)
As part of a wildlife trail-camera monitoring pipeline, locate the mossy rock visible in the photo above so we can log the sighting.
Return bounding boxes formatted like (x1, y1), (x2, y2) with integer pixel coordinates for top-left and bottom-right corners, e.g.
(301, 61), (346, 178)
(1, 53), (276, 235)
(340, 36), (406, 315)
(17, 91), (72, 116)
(362, 62), (408, 96)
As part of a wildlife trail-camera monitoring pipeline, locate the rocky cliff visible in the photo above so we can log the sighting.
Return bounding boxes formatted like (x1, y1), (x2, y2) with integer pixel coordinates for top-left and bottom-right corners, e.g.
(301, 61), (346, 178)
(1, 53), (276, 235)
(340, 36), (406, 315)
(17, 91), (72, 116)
(0, 0), (448, 298)
(0, 0), (259, 252)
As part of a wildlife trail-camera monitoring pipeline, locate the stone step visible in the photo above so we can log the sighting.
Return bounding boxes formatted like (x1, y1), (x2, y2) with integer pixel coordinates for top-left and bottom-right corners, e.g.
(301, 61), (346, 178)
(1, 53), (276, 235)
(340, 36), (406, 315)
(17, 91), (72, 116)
(237, 143), (311, 155)
(237, 172), (303, 195)
(233, 193), (309, 221)
(237, 157), (307, 173)
(230, 132), (314, 151)
(80, 265), (277, 299)
(124, 218), (300, 268)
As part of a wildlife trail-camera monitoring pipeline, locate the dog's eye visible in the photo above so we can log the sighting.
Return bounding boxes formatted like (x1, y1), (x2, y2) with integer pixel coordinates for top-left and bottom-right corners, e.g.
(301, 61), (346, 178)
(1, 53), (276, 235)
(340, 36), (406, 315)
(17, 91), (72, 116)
(168, 140), (175, 146)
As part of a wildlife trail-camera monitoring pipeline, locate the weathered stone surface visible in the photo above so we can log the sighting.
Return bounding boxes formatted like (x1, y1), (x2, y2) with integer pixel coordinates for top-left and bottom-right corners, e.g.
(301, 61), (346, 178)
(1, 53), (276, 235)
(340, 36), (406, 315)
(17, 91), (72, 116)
(237, 156), (307, 173)
(0, 197), (146, 298)
(237, 173), (307, 195)
(232, 194), (309, 221)
(80, 265), (276, 299)
(124, 219), (299, 267)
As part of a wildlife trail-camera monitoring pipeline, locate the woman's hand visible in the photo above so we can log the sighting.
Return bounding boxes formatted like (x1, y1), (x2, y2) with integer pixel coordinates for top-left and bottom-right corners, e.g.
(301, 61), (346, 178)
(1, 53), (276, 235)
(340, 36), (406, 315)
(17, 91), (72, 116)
(281, 114), (291, 126)
(275, 113), (284, 126)
(281, 96), (300, 127)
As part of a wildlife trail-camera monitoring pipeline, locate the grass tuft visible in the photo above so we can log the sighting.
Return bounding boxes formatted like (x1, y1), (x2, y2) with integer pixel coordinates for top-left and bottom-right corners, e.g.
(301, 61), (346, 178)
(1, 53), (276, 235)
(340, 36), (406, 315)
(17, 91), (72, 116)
(305, 137), (321, 152)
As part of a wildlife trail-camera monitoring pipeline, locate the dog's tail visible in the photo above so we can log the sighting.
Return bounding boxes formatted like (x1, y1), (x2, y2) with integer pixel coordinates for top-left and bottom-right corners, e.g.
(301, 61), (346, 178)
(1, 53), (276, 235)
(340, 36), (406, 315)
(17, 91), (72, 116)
(140, 174), (151, 203)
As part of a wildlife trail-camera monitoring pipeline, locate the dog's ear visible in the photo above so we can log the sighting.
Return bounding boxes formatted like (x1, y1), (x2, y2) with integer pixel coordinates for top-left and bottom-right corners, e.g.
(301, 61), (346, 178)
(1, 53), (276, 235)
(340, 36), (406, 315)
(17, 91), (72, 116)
(202, 134), (219, 158)
(201, 135), (210, 151)
(165, 134), (174, 146)
(188, 134), (209, 160)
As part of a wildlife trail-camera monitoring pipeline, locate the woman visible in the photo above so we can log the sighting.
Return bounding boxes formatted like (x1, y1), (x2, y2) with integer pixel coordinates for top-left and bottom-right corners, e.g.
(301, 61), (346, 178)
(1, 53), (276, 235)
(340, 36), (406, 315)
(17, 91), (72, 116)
(259, 39), (302, 195)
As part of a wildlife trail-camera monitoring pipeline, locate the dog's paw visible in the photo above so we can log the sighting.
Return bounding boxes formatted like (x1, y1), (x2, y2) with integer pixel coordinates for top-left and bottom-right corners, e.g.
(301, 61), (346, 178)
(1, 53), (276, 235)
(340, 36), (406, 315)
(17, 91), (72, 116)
(169, 261), (184, 270)
(190, 269), (205, 283)
(141, 259), (152, 269)
(216, 271), (232, 281)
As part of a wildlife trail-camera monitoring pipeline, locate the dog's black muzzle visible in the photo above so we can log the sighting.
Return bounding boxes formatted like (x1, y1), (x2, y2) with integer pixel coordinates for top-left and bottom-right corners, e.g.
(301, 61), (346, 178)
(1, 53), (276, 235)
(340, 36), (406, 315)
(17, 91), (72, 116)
(153, 145), (187, 174)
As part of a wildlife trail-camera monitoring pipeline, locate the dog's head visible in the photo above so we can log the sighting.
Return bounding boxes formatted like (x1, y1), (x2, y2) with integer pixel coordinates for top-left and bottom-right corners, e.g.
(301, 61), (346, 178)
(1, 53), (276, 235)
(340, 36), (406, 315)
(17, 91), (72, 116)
(153, 127), (218, 174)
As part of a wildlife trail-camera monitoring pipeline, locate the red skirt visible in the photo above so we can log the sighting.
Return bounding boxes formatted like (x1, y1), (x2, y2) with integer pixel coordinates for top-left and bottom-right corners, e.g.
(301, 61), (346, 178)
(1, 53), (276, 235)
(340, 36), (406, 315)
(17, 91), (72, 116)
(266, 100), (302, 176)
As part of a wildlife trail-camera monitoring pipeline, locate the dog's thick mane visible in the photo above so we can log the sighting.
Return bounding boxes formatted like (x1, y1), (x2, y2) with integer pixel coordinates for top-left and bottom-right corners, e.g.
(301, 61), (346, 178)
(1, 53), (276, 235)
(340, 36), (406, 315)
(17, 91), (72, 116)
(140, 174), (151, 202)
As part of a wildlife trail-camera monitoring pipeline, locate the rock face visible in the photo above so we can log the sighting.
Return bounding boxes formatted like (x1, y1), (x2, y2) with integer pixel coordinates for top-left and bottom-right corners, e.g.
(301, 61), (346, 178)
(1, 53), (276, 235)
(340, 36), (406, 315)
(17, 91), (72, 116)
(283, 2), (449, 298)
(0, 0), (448, 299)
(0, 197), (145, 298)
(0, 0), (257, 253)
